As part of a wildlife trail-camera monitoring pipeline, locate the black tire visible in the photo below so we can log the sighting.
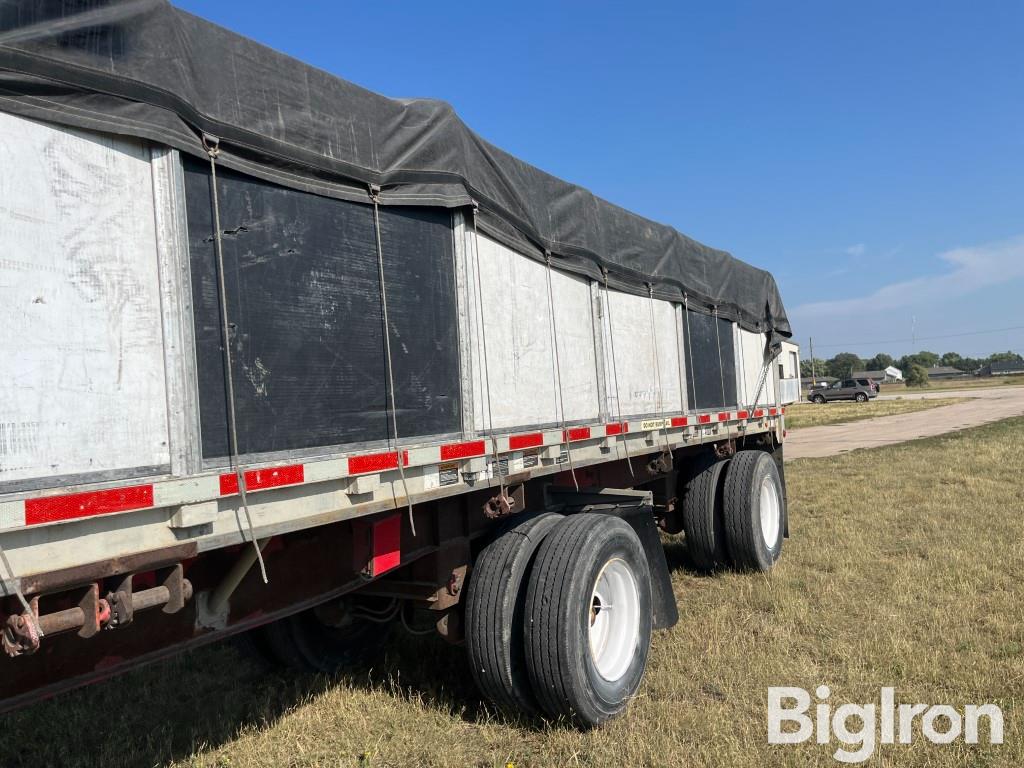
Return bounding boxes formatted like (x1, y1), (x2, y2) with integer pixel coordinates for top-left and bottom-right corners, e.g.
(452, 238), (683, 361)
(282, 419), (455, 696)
(811, 394), (825, 404)
(524, 514), (652, 727)
(252, 598), (395, 673)
(680, 457), (731, 572)
(855, 392), (868, 402)
(722, 450), (785, 572)
(465, 511), (563, 715)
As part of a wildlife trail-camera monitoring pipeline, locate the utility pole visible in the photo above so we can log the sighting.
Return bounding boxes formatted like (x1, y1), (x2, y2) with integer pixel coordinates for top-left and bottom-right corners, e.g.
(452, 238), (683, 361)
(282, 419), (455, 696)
(809, 337), (816, 384)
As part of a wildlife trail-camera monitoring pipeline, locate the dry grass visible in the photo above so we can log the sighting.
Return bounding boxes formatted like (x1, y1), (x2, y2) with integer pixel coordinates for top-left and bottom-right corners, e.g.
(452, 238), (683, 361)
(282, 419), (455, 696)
(784, 397), (965, 430)
(881, 376), (1024, 393)
(3, 419), (1023, 767)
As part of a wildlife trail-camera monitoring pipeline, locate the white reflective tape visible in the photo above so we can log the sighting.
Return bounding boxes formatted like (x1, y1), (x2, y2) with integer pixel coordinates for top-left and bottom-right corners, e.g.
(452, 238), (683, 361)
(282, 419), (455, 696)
(153, 476), (221, 507)
(0, 501), (25, 530)
(303, 458), (346, 483)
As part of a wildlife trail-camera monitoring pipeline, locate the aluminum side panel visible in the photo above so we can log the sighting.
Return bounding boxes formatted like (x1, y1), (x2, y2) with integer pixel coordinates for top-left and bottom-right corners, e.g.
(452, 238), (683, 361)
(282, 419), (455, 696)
(467, 233), (600, 431)
(0, 112), (170, 487)
(601, 290), (684, 418)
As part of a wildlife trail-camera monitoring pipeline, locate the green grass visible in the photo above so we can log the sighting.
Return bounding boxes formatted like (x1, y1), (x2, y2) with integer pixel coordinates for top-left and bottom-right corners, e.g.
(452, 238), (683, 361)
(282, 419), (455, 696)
(785, 397), (965, 430)
(3, 419), (1023, 767)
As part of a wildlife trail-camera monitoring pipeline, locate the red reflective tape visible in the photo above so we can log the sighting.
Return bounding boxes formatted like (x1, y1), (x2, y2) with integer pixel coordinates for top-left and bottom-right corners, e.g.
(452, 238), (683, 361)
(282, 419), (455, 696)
(754, 409), (765, 418)
(737, 410), (749, 420)
(670, 417), (688, 428)
(769, 408), (779, 416)
(782, 406), (787, 415)
(563, 427), (592, 442)
(605, 423), (624, 436)
(440, 440), (486, 461)
(348, 451), (409, 476)
(220, 464), (304, 495)
(25, 485), (154, 526)
(718, 412), (730, 422)
(509, 432), (544, 450)
(698, 414), (712, 424)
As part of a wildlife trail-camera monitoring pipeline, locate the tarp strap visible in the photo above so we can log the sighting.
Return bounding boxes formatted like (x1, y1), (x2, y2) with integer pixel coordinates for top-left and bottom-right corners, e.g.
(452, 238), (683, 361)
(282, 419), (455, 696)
(602, 269), (633, 478)
(713, 306), (728, 411)
(544, 253), (578, 490)
(747, 342), (773, 417)
(647, 285), (671, 453)
(469, 206), (506, 500)
(203, 134), (268, 584)
(369, 184), (416, 536)
(684, 296), (703, 447)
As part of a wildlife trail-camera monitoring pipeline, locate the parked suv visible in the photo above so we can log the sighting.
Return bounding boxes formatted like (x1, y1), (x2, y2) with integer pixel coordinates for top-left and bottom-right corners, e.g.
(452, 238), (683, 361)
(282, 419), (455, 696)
(807, 378), (877, 403)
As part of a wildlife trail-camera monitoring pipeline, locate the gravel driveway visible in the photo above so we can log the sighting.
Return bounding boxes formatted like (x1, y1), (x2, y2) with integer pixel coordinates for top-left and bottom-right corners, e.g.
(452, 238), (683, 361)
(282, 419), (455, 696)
(784, 385), (1024, 460)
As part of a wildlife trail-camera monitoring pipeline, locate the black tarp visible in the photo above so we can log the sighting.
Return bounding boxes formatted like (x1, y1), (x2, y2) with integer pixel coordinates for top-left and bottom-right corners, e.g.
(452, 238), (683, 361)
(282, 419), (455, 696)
(0, 1), (790, 341)
(183, 157), (461, 458)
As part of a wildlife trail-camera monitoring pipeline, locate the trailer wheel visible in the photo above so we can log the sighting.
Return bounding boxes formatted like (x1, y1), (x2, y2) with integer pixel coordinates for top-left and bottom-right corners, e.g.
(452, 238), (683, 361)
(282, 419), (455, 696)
(252, 597), (395, 673)
(524, 514), (652, 727)
(465, 511), (563, 715)
(680, 457), (731, 572)
(722, 450), (784, 571)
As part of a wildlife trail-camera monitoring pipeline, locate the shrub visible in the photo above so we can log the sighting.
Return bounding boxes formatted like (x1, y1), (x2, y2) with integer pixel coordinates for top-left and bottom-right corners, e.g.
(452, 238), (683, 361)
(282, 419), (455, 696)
(906, 364), (929, 388)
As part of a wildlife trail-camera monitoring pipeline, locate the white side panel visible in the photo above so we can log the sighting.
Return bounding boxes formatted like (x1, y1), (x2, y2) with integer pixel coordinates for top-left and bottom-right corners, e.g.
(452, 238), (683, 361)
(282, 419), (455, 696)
(600, 290), (683, 417)
(0, 113), (170, 485)
(738, 328), (777, 406)
(778, 341), (801, 404)
(467, 233), (600, 431)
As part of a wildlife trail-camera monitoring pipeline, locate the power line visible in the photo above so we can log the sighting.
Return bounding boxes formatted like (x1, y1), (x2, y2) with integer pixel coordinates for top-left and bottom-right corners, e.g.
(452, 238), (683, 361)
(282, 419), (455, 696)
(808, 323), (1024, 351)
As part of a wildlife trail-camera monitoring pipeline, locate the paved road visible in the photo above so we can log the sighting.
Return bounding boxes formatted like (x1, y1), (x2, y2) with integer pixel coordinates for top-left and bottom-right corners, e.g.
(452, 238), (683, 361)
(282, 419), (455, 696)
(784, 385), (1024, 460)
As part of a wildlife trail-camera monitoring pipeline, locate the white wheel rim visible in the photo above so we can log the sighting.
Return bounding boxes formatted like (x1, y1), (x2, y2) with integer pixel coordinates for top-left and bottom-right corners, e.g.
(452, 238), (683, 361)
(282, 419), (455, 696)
(759, 475), (781, 548)
(588, 558), (640, 682)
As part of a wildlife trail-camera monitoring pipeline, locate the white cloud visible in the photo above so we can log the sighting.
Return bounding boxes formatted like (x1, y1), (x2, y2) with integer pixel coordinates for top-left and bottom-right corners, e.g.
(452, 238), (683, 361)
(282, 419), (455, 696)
(844, 243), (866, 257)
(793, 234), (1024, 319)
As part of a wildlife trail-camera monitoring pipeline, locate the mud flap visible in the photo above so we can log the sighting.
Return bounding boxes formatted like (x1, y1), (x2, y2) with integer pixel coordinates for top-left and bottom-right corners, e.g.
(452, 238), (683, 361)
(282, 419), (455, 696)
(544, 486), (678, 630)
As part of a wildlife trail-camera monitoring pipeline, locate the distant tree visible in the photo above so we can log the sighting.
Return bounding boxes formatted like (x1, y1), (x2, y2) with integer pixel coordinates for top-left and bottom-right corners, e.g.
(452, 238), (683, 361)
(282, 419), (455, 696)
(987, 351), (1024, 364)
(953, 356), (981, 373)
(800, 358), (831, 379)
(827, 352), (863, 379)
(899, 351), (939, 371)
(940, 352), (962, 368)
(906, 364), (929, 387)
(865, 353), (894, 371)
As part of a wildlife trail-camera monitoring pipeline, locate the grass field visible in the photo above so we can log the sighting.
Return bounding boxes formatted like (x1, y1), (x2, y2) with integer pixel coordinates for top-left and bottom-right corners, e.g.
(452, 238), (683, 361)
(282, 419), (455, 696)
(879, 375), (1024, 393)
(784, 397), (965, 430)
(3, 419), (1022, 767)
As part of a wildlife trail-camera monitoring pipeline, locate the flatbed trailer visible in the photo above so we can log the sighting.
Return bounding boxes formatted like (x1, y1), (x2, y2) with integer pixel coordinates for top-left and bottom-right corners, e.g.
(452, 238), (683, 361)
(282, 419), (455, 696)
(0, 2), (798, 725)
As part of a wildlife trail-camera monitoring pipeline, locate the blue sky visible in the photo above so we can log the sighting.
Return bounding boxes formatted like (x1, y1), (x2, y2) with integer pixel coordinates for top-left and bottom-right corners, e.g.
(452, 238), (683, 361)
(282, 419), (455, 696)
(175, 1), (1024, 360)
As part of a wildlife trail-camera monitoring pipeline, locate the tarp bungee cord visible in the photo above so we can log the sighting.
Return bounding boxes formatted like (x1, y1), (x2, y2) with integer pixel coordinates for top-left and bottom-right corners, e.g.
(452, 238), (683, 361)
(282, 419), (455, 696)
(544, 253), (578, 492)
(369, 184), (416, 537)
(602, 268), (634, 479)
(470, 206), (508, 504)
(203, 132), (268, 584)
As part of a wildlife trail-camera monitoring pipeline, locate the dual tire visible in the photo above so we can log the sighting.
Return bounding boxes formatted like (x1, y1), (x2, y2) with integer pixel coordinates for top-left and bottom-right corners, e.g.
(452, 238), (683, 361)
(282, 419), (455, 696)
(680, 449), (785, 572)
(466, 513), (652, 727)
(466, 449), (785, 726)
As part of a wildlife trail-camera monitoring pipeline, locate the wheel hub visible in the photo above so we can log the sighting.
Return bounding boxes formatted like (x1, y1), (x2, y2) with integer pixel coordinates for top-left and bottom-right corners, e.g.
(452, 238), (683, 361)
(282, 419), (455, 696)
(759, 476), (781, 547)
(588, 558), (640, 682)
